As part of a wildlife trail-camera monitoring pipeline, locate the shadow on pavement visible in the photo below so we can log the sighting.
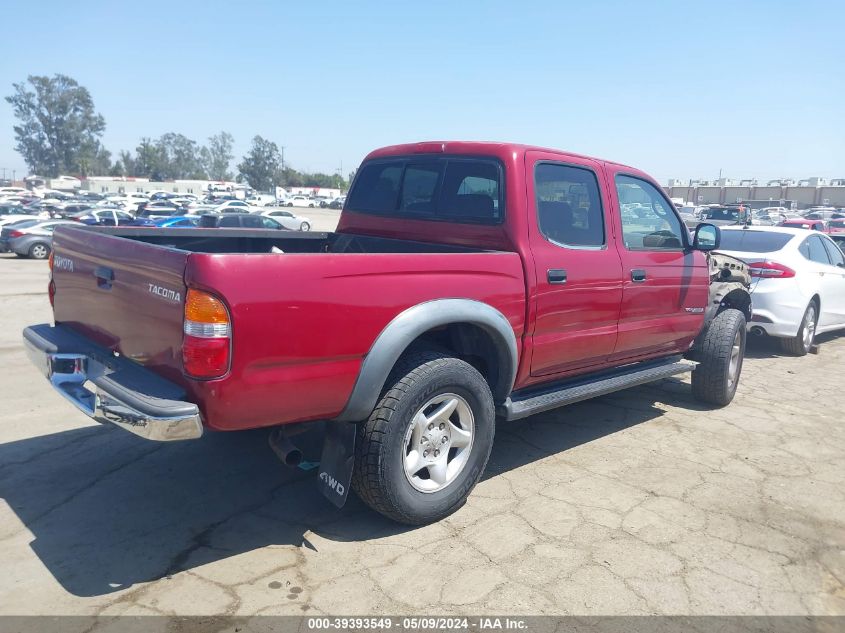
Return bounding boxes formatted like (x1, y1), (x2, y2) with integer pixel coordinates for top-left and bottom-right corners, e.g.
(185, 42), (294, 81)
(0, 379), (694, 597)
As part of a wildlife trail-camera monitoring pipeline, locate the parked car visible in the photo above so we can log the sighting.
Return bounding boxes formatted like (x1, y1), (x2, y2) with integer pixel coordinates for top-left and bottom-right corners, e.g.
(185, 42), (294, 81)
(827, 219), (845, 234)
(153, 216), (201, 228)
(0, 219), (77, 259)
(261, 209), (312, 231)
(25, 141), (752, 525)
(197, 213), (290, 230)
(779, 218), (827, 232)
(213, 200), (255, 214)
(717, 226), (845, 355)
(802, 207), (838, 221)
(137, 205), (182, 220)
(288, 195), (316, 208)
(74, 209), (152, 227)
(699, 205), (750, 226)
(328, 196), (346, 210)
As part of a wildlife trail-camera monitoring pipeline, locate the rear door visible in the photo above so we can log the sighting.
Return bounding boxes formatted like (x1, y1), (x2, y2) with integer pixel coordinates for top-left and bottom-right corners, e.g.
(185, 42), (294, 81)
(607, 169), (709, 361)
(51, 226), (189, 383)
(526, 151), (624, 376)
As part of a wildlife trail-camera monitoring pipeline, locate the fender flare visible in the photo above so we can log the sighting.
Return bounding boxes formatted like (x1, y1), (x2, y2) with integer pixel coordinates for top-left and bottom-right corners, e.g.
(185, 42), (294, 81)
(335, 298), (518, 422)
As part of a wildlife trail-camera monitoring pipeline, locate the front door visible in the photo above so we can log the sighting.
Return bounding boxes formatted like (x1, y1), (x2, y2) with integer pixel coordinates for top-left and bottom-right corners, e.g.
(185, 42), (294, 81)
(527, 152), (624, 377)
(608, 170), (709, 361)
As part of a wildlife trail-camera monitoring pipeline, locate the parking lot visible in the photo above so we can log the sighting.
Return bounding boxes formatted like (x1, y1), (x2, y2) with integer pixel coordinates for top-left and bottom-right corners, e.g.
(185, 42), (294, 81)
(1, 244), (844, 618)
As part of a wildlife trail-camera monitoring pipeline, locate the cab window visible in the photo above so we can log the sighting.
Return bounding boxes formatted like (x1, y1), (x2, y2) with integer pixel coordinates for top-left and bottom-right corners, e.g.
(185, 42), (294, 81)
(535, 163), (605, 247)
(615, 175), (686, 250)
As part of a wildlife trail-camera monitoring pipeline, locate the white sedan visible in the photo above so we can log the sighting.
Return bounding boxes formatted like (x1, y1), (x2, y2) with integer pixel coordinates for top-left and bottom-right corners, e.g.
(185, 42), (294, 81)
(261, 209), (311, 231)
(718, 226), (845, 355)
(287, 196), (317, 208)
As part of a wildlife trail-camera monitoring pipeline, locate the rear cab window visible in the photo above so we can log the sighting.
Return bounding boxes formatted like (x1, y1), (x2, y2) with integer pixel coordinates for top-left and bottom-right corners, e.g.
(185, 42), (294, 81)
(346, 156), (504, 224)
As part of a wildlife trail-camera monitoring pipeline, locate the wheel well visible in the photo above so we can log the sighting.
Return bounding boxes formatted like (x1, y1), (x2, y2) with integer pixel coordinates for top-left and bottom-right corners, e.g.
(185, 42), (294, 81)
(720, 288), (752, 321)
(404, 322), (511, 402)
(810, 294), (820, 311)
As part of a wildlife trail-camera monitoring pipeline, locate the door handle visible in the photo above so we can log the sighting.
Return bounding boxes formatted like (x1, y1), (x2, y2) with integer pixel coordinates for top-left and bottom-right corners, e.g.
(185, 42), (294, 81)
(547, 269), (567, 284)
(631, 269), (647, 282)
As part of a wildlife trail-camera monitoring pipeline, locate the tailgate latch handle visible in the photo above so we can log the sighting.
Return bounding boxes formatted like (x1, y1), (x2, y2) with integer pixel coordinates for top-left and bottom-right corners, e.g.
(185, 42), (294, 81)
(94, 266), (114, 290)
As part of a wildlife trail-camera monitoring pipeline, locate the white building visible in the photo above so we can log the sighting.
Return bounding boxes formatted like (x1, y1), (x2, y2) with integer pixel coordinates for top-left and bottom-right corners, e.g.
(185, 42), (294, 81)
(83, 177), (248, 198)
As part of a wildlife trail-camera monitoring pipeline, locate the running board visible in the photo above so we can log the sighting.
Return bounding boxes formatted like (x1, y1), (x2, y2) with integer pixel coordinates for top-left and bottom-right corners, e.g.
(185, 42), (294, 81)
(500, 358), (697, 421)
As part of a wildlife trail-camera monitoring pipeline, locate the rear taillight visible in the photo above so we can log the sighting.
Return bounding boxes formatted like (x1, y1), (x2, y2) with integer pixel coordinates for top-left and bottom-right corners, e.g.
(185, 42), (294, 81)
(746, 261), (796, 278)
(8, 230), (24, 238)
(183, 288), (231, 379)
(47, 252), (55, 306)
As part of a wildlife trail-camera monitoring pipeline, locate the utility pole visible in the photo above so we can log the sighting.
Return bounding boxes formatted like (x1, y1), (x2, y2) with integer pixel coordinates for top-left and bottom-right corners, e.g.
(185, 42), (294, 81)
(280, 146), (285, 172)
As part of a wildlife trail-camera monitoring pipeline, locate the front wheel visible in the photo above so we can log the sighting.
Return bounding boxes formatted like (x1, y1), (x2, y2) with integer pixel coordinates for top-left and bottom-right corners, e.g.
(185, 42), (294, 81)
(299, 221), (310, 231)
(780, 302), (817, 356)
(352, 352), (495, 525)
(691, 308), (746, 407)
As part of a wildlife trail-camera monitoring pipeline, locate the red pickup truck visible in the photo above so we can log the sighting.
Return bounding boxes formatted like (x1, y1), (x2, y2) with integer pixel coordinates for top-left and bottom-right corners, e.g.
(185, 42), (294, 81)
(24, 141), (751, 524)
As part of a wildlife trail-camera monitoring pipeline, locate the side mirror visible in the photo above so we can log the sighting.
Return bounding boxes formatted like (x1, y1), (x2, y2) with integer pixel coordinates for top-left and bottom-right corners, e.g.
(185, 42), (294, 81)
(693, 223), (720, 251)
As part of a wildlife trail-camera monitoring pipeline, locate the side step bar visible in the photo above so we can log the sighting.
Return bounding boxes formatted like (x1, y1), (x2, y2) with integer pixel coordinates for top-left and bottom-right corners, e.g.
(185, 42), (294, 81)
(499, 357), (697, 422)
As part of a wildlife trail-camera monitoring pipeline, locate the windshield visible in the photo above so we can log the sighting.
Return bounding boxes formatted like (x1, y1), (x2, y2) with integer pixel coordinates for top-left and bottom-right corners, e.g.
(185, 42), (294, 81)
(718, 230), (794, 253)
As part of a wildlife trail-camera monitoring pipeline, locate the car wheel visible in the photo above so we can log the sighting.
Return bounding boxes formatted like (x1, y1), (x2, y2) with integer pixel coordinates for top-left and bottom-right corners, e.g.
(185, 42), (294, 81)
(781, 301), (817, 356)
(299, 222), (310, 231)
(352, 351), (495, 525)
(691, 308), (746, 407)
(287, 202), (293, 207)
(28, 242), (51, 260)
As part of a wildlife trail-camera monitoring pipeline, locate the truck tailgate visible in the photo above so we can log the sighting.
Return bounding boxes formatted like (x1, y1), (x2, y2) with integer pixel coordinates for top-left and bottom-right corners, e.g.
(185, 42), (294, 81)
(51, 226), (188, 384)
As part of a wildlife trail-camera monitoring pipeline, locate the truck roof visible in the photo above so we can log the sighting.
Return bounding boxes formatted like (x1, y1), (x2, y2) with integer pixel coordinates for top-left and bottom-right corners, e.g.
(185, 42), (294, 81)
(364, 140), (642, 175)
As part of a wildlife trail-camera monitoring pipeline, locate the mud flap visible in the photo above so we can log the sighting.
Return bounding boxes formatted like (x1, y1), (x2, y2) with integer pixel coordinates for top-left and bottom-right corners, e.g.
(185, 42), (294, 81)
(318, 421), (356, 508)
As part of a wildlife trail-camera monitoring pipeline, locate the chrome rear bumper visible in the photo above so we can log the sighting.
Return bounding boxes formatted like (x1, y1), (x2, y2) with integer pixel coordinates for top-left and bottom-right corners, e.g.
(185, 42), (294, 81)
(23, 324), (202, 441)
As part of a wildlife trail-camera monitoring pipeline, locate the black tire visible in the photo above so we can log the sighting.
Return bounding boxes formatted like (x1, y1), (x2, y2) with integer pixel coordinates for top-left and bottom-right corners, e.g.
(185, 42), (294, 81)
(28, 242), (51, 260)
(287, 202), (293, 207)
(691, 308), (746, 407)
(352, 351), (495, 525)
(780, 302), (817, 356)
(300, 222), (310, 231)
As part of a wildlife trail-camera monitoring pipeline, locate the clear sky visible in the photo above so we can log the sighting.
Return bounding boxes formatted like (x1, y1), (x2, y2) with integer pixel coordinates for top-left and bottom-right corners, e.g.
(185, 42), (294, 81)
(0, 0), (842, 184)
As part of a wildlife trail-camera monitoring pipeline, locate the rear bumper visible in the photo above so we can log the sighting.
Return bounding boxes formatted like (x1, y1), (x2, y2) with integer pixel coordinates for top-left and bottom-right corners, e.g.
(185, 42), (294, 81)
(23, 323), (203, 441)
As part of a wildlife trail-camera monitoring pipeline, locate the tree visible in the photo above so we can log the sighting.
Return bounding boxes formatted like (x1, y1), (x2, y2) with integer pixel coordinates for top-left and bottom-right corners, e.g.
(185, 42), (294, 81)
(238, 136), (281, 191)
(203, 131), (234, 180)
(134, 137), (164, 179)
(5, 74), (106, 177)
(156, 133), (206, 180)
(116, 150), (136, 176)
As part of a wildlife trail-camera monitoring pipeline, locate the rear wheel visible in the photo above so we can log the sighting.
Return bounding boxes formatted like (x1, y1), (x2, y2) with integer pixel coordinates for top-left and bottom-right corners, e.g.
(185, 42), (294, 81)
(691, 308), (746, 406)
(352, 351), (495, 525)
(28, 242), (50, 260)
(781, 302), (817, 356)
(299, 221), (310, 231)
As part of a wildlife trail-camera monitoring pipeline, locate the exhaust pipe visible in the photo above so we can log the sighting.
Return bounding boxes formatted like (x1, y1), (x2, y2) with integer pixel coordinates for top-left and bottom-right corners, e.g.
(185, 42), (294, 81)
(268, 428), (303, 467)
(750, 326), (766, 337)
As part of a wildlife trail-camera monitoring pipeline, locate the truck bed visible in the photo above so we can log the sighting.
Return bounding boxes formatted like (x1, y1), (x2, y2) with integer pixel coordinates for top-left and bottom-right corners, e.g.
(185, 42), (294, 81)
(78, 225), (488, 255)
(49, 225), (526, 431)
